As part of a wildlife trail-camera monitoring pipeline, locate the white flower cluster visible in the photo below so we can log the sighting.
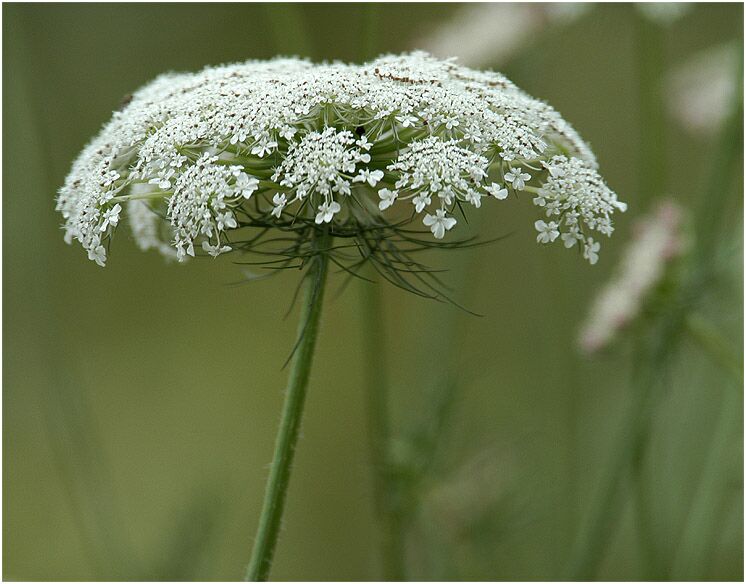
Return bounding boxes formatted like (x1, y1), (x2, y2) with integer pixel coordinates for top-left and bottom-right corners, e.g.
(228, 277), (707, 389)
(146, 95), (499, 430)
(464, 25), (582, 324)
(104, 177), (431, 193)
(579, 200), (687, 354)
(533, 156), (628, 264)
(272, 127), (375, 224)
(387, 137), (491, 236)
(56, 52), (625, 266)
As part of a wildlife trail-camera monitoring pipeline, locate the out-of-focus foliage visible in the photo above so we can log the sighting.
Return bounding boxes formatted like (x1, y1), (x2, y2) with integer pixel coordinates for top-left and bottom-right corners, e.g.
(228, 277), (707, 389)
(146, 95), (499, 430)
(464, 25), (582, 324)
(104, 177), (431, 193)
(3, 3), (743, 580)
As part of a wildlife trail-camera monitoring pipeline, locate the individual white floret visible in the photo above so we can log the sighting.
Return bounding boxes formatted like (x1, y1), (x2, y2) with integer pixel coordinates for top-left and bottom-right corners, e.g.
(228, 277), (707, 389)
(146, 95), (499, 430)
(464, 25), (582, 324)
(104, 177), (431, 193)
(485, 183), (508, 200)
(378, 189), (398, 211)
(423, 209), (458, 239)
(535, 220), (560, 244)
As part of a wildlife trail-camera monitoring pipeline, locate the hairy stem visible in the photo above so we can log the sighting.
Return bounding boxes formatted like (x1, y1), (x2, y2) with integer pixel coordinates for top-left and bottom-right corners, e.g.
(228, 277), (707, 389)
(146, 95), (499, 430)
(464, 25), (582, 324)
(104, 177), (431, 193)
(245, 230), (331, 581)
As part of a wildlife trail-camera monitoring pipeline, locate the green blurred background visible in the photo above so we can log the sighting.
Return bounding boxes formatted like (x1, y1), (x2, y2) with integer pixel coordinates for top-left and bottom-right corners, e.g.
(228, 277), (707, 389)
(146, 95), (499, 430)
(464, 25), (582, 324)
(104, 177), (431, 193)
(3, 3), (743, 581)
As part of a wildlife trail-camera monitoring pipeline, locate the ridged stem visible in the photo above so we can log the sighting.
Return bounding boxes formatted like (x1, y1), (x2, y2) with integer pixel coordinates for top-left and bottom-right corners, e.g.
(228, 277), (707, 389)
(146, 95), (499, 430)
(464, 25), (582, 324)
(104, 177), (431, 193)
(245, 230), (331, 581)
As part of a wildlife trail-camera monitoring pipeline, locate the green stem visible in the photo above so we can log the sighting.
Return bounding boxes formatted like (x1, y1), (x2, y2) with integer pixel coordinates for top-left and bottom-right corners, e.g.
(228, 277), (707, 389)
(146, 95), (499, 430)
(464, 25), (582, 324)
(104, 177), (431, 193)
(636, 10), (666, 203)
(245, 230), (331, 581)
(566, 315), (681, 579)
(360, 280), (408, 580)
(671, 383), (742, 579)
(568, 21), (743, 584)
(357, 9), (407, 581)
(566, 369), (656, 579)
(684, 315), (743, 386)
(630, 400), (667, 580)
(692, 46), (744, 266)
(669, 65), (745, 578)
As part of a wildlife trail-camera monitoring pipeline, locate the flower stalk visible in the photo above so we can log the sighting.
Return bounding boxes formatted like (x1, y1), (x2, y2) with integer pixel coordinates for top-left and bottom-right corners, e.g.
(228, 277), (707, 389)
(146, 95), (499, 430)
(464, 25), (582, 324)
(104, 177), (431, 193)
(246, 230), (331, 581)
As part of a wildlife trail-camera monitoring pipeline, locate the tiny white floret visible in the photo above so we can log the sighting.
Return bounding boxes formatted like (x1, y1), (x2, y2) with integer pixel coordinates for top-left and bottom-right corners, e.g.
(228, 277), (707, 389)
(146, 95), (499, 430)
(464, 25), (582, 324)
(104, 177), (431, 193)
(535, 220), (559, 244)
(485, 182), (508, 200)
(583, 238), (600, 265)
(271, 193), (287, 218)
(378, 188), (398, 210)
(315, 201), (341, 224)
(236, 173), (260, 199)
(505, 167), (531, 190)
(353, 169), (385, 187)
(423, 209), (457, 239)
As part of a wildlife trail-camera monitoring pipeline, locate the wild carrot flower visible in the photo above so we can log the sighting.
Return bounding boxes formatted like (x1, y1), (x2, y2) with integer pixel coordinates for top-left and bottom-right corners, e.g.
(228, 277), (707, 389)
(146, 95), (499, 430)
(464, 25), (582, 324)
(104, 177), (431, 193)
(56, 52), (625, 273)
(579, 200), (687, 353)
(56, 52), (627, 581)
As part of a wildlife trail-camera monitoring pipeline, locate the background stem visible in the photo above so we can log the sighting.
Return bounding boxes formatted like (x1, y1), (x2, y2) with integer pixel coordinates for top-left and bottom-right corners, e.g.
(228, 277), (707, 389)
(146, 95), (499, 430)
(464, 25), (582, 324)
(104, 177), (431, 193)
(567, 12), (671, 579)
(636, 11), (666, 204)
(360, 279), (408, 581)
(357, 7), (407, 580)
(568, 33), (743, 580)
(566, 329), (674, 579)
(671, 382), (742, 579)
(692, 45), (744, 266)
(633, 16), (668, 575)
(685, 315), (743, 385)
(245, 231), (331, 581)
